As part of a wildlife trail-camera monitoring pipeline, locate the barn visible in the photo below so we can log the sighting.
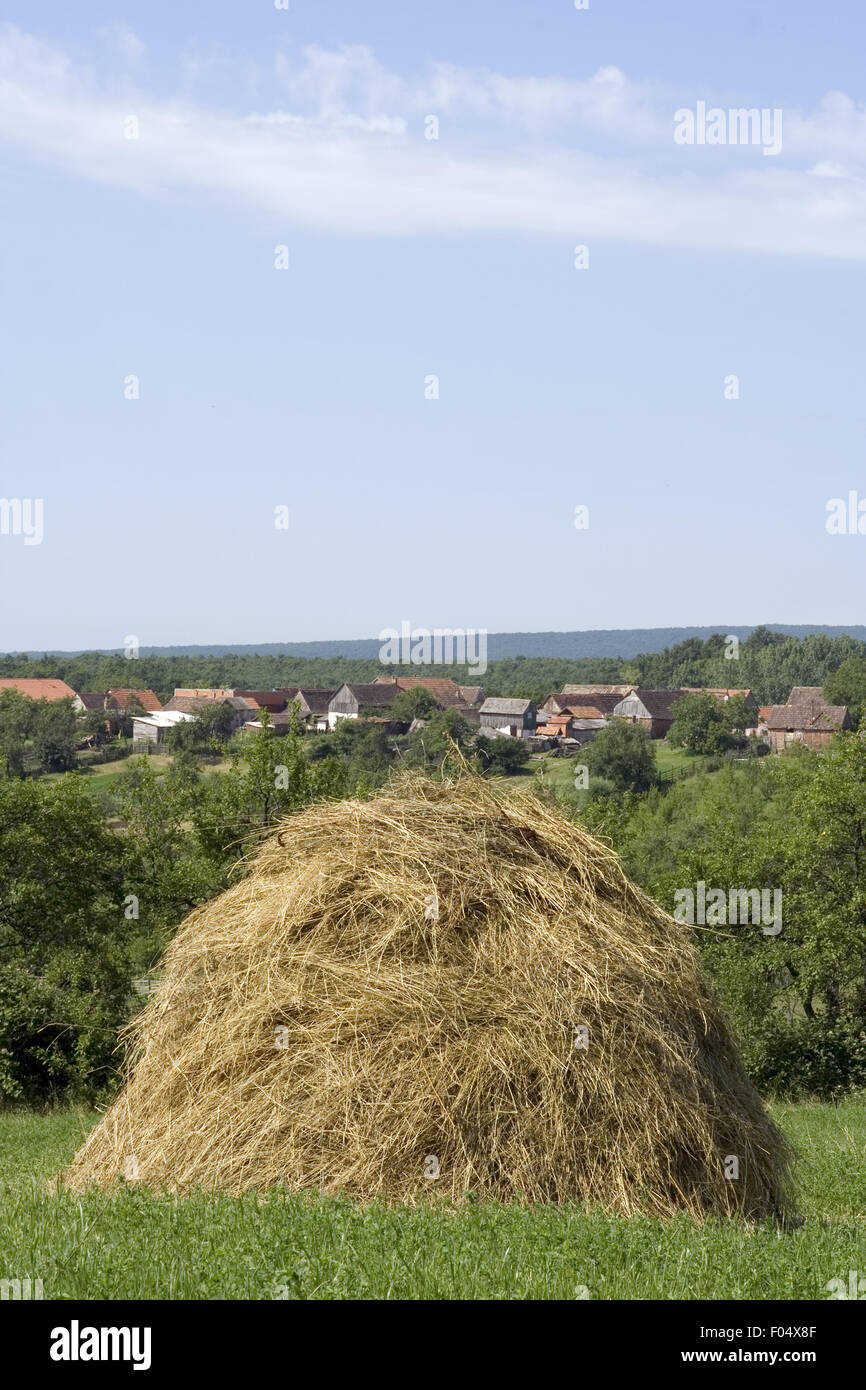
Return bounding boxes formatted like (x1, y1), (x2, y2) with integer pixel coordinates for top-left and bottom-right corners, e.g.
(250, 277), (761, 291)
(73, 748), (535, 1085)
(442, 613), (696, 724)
(611, 689), (684, 739)
(478, 697), (537, 738)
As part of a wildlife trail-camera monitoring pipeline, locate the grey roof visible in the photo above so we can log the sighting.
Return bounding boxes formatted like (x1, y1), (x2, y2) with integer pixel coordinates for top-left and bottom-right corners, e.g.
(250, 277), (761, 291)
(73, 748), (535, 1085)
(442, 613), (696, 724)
(613, 689), (684, 720)
(333, 683), (401, 708)
(561, 684), (634, 697)
(788, 687), (826, 705)
(479, 697), (534, 716)
(766, 701), (850, 733)
(283, 688), (336, 716)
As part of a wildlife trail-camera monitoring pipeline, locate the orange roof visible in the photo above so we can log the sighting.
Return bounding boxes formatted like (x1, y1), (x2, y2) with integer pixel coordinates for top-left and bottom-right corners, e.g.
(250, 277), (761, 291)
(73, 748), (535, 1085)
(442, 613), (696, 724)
(395, 677), (461, 705)
(561, 704), (605, 719)
(0, 677), (79, 702)
(107, 688), (162, 711)
(537, 714), (575, 735)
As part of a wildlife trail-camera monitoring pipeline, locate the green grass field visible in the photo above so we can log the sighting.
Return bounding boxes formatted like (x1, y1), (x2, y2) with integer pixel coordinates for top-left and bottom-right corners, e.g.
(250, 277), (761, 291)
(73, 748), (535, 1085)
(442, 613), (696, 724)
(530, 742), (713, 796)
(43, 754), (234, 797)
(1, 1100), (864, 1299)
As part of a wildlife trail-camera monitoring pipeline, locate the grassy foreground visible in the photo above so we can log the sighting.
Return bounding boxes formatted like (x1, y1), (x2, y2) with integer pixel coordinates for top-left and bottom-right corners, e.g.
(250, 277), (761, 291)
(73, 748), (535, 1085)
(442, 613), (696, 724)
(0, 1101), (864, 1299)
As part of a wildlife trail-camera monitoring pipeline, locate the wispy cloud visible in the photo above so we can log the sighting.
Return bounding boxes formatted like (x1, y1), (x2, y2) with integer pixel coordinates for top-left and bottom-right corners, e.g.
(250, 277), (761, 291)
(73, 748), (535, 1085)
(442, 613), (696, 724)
(1, 25), (866, 256)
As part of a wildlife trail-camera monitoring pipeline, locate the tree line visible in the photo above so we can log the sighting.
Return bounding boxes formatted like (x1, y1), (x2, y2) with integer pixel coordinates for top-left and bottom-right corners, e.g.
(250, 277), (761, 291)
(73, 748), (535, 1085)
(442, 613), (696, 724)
(3, 627), (866, 706)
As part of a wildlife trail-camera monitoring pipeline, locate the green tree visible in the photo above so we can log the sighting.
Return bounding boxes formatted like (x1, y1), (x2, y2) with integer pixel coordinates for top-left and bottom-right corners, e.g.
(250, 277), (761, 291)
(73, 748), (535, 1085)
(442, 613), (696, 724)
(405, 708), (476, 770)
(668, 692), (732, 755)
(584, 719), (657, 793)
(474, 734), (530, 776)
(0, 777), (132, 1100)
(31, 697), (78, 772)
(391, 686), (439, 721)
(824, 657), (866, 728)
(724, 693), (754, 734)
(0, 689), (34, 777)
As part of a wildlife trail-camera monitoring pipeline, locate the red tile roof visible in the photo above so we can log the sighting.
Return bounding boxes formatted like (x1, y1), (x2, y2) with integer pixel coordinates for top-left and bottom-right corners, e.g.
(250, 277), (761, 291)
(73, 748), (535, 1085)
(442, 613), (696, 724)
(107, 688), (162, 711)
(0, 678), (79, 702)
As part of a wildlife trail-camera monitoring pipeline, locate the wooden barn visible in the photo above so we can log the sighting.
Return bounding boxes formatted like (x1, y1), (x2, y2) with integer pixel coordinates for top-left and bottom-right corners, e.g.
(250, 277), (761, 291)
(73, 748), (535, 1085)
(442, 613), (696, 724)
(478, 697), (537, 737)
(280, 689), (337, 730)
(765, 691), (852, 751)
(611, 689), (683, 739)
(328, 683), (403, 727)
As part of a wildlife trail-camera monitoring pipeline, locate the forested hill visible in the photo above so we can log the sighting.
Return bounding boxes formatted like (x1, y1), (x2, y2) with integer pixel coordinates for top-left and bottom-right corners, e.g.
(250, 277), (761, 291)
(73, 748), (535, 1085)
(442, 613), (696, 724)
(3, 627), (866, 707)
(7, 623), (866, 663)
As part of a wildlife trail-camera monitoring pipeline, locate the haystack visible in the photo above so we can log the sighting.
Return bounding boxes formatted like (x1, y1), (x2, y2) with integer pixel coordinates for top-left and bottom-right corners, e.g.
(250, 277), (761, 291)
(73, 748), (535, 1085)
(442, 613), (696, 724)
(64, 772), (792, 1218)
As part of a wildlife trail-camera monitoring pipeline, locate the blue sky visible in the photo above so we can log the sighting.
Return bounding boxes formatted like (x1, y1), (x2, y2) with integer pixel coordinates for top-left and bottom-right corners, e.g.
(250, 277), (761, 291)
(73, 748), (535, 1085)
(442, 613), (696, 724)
(1, 0), (866, 650)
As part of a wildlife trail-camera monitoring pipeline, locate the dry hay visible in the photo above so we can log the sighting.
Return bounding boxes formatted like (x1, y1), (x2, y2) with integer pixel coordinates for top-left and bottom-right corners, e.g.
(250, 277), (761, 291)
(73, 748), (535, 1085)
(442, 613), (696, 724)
(63, 770), (793, 1218)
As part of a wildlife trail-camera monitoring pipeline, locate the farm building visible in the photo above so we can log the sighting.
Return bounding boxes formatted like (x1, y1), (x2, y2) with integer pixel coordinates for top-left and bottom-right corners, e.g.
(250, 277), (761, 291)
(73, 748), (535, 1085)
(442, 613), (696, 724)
(281, 689), (337, 731)
(107, 688), (162, 712)
(478, 697), (537, 737)
(765, 690), (852, 751)
(163, 693), (256, 732)
(560, 684), (634, 699)
(81, 689), (162, 715)
(233, 691), (290, 714)
(611, 689), (684, 738)
(132, 710), (195, 749)
(540, 690), (625, 717)
(536, 712), (605, 744)
(0, 677), (85, 710)
(536, 713), (576, 739)
(171, 687), (237, 700)
(371, 675), (465, 708)
(569, 718), (607, 744)
(328, 683), (403, 727)
(79, 692), (109, 712)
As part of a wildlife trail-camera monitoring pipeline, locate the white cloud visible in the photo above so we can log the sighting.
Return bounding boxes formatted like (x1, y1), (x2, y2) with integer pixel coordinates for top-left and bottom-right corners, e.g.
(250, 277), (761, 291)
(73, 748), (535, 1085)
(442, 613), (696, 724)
(1, 25), (866, 257)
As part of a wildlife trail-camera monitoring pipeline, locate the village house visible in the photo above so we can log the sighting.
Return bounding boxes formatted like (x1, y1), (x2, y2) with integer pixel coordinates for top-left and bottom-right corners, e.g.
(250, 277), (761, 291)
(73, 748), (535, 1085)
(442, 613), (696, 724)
(163, 691), (257, 732)
(0, 677), (85, 710)
(540, 689), (627, 718)
(281, 689), (337, 732)
(328, 682), (403, 727)
(233, 690), (289, 713)
(765, 688), (852, 751)
(478, 697), (537, 738)
(80, 688), (162, 713)
(171, 687), (237, 700)
(78, 693), (109, 712)
(611, 689), (684, 738)
(370, 675), (486, 709)
(560, 683), (634, 700)
(372, 675), (464, 707)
